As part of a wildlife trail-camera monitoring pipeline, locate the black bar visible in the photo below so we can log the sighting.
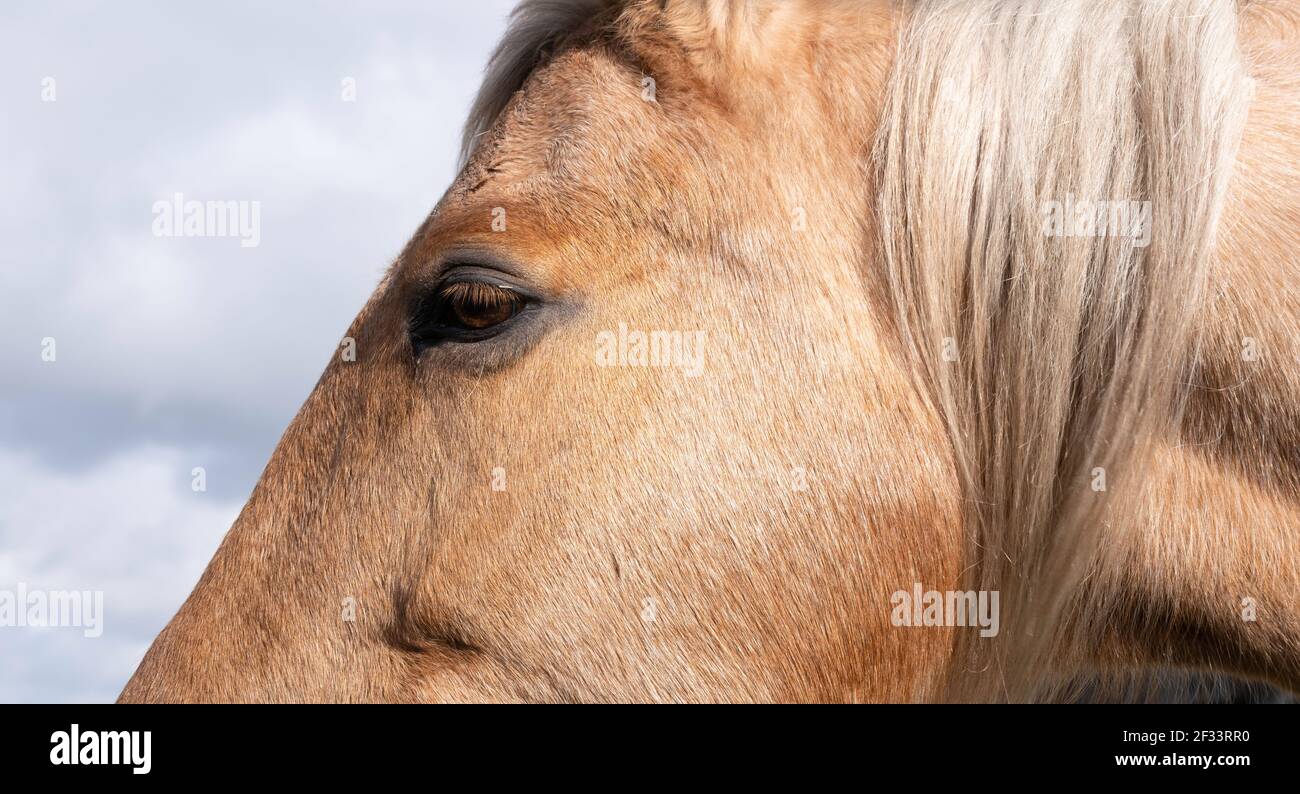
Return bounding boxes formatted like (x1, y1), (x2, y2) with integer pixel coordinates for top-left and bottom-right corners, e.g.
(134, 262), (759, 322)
(2, 704), (1289, 781)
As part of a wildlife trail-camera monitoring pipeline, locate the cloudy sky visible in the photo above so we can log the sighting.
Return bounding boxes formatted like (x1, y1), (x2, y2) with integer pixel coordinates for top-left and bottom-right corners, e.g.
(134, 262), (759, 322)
(0, 0), (517, 702)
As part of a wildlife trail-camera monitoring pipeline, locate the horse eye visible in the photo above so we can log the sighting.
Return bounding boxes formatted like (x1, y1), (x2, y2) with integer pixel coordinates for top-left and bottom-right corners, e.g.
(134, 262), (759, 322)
(410, 278), (529, 349)
(443, 281), (524, 330)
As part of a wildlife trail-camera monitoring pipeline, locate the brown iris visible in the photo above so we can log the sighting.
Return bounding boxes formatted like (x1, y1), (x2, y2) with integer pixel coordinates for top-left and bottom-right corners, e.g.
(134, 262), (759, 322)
(438, 280), (524, 330)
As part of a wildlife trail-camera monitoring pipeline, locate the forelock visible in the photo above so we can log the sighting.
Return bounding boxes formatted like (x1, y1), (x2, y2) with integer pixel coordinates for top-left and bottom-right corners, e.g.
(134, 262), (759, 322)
(460, 0), (625, 167)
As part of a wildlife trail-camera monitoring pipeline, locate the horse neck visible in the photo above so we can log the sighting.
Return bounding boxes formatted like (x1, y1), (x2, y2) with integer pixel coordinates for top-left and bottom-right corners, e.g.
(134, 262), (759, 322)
(1089, 6), (1300, 691)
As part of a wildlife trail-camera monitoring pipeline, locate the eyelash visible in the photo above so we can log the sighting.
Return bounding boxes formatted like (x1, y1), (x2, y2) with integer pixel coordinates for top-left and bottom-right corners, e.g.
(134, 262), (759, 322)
(438, 281), (524, 320)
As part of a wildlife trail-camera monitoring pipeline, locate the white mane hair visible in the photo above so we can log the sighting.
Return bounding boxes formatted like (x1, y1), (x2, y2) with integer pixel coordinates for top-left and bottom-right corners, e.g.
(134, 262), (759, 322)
(876, 0), (1251, 699)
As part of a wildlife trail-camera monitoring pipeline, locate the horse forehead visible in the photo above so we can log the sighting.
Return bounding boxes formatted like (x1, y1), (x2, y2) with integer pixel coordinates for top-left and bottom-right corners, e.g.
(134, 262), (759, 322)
(456, 47), (672, 195)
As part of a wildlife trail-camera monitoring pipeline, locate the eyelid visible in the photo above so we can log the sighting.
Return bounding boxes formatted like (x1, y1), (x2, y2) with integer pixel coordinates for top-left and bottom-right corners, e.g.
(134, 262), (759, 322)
(437, 266), (542, 302)
(430, 248), (529, 281)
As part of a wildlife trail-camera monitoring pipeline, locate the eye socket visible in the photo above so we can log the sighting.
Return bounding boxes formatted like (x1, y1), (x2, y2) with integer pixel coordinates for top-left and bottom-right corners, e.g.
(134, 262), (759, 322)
(409, 276), (532, 349)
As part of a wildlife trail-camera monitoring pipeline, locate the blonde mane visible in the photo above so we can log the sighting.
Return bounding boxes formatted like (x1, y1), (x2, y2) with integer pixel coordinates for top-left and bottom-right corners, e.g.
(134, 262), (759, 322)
(876, 0), (1252, 699)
